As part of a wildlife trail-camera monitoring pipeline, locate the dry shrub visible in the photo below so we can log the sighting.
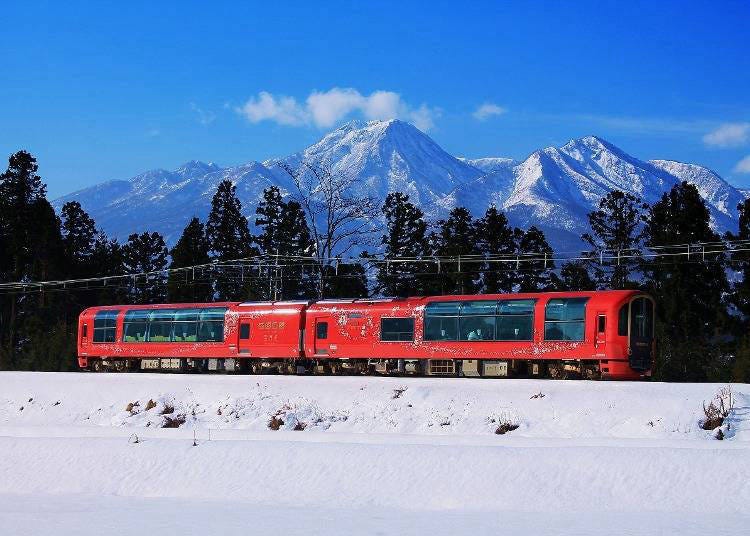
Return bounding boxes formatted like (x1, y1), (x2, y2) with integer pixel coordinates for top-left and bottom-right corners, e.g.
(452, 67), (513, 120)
(293, 421), (307, 431)
(161, 404), (175, 415)
(392, 387), (407, 399)
(530, 392), (545, 399)
(125, 401), (140, 414)
(145, 399), (157, 411)
(495, 422), (520, 435)
(701, 386), (734, 431)
(162, 414), (186, 428)
(268, 415), (284, 430)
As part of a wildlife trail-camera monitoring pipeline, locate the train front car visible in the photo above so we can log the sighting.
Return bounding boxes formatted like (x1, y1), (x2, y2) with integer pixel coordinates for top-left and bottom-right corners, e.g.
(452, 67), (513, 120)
(303, 290), (655, 379)
(78, 301), (307, 373)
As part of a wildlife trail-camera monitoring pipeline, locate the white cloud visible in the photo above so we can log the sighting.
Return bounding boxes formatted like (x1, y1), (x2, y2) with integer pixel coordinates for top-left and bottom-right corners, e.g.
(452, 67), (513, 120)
(734, 155), (750, 174)
(703, 122), (750, 147)
(236, 91), (309, 126)
(190, 103), (216, 125)
(473, 103), (507, 121)
(236, 88), (439, 131)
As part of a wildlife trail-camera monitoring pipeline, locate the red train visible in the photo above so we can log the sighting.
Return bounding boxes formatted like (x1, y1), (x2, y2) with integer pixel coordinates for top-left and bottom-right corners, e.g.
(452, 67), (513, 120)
(77, 290), (655, 380)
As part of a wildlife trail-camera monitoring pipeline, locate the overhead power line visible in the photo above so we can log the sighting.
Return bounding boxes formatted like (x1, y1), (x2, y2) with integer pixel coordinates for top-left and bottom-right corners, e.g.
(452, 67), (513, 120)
(0, 238), (749, 295)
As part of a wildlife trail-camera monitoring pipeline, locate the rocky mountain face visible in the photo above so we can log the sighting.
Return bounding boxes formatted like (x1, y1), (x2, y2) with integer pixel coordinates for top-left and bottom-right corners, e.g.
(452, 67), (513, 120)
(53, 120), (744, 252)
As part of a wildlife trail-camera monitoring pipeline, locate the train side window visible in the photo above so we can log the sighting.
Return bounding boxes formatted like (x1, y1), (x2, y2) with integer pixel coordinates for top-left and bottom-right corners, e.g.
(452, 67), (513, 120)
(544, 298), (588, 341)
(197, 308), (226, 342)
(123, 310), (149, 342)
(316, 321), (328, 340)
(93, 310), (118, 343)
(618, 304), (629, 336)
(423, 302), (460, 341)
(380, 318), (415, 341)
(598, 315), (606, 333)
(173, 309), (199, 342)
(82, 324), (88, 338)
(240, 324), (250, 340)
(147, 309), (175, 342)
(496, 299), (535, 341)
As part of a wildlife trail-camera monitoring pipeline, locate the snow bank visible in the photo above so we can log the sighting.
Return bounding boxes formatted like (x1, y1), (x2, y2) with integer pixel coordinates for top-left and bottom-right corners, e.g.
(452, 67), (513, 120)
(1, 372), (748, 535)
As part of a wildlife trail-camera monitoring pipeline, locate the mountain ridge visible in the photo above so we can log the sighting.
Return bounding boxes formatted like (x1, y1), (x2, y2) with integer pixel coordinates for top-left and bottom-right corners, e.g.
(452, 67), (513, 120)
(53, 120), (745, 252)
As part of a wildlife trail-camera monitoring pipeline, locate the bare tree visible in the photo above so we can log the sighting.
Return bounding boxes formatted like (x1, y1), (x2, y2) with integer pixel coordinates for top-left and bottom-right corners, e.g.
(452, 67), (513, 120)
(276, 161), (380, 296)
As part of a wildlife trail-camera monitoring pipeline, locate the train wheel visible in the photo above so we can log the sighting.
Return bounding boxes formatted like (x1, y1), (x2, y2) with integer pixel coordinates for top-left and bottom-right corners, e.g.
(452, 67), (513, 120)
(250, 362), (262, 375)
(114, 360), (127, 373)
(548, 363), (568, 380)
(91, 359), (104, 373)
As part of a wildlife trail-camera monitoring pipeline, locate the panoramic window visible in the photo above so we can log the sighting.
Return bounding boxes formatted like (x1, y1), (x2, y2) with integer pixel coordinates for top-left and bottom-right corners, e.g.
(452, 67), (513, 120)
(380, 317), (415, 341)
(495, 300), (535, 341)
(544, 298), (588, 341)
(122, 307), (226, 343)
(424, 299), (536, 342)
(458, 301), (496, 341)
(92, 310), (118, 343)
(424, 302), (460, 341)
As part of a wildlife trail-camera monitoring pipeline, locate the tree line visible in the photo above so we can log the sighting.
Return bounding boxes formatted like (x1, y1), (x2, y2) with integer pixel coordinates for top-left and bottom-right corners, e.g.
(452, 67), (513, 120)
(1, 149), (749, 382)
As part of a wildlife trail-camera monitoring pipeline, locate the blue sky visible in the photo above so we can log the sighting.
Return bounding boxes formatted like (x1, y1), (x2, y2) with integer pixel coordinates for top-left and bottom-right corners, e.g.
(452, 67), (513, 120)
(1, 0), (749, 198)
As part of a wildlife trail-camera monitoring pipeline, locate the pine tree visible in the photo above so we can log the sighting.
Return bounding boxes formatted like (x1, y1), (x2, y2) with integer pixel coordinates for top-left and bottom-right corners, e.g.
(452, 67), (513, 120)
(433, 207), (479, 295)
(643, 181), (729, 381)
(582, 190), (647, 289)
(377, 193), (429, 297)
(475, 205), (517, 294)
(0, 151), (67, 370)
(255, 187), (316, 299)
(516, 226), (555, 292)
(60, 201), (98, 278)
(168, 217), (213, 303)
(323, 257), (369, 298)
(121, 232), (168, 304)
(558, 260), (596, 291)
(206, 180), (258, 300)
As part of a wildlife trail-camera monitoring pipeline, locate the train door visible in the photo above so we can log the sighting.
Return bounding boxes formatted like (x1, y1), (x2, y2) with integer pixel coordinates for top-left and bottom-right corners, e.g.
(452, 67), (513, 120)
(628, 296), (655, 371)
(594, 313), (606, 353)
(238, 320), (251, 355)
(313, 318), (330, 356)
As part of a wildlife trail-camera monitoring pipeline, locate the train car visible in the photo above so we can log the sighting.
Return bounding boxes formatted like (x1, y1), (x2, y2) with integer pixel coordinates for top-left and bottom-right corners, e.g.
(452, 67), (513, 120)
(302, 290), (653, 379)
(77, 301), (306, 373)
(78, 290), (654, 380)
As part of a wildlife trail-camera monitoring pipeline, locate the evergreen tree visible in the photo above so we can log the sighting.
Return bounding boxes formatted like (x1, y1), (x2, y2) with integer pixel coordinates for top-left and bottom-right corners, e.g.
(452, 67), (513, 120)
(516, 226), (555, 292)
(558, 260), (596, 291)
(60, 201), (98, 278)
(206, 180), (258, 300)
(433, 207), (479, 294)
(377, 193), (429, 297)
(582, 190), (647, 289)
(121, 232), (168, 304)
(475, 205), (517, 294)
(322, 257), (369, 298)
(643, 181), (729, 381)
(168, 217), (213, 303)
(728, 198), (750, 318)
(255, 187), (316, 299)
(0, 151), (67, 370)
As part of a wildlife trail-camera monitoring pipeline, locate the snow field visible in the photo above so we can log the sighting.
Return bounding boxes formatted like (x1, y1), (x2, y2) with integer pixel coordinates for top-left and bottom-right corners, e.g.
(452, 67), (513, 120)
(0, 372), (748, 535)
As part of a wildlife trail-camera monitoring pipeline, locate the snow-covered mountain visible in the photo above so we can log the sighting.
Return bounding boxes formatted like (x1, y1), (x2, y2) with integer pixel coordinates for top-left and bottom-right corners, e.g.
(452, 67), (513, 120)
(53, 121), (745, 252)
(453, 136), (745, 250)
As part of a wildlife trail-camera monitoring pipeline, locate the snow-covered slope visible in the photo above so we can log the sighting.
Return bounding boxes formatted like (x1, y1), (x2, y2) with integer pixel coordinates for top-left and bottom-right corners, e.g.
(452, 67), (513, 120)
(53, 125), (745, 252)
(0, 372), (748, 535)
(272, 119), (483, 217)
(454, 136), (745, 250)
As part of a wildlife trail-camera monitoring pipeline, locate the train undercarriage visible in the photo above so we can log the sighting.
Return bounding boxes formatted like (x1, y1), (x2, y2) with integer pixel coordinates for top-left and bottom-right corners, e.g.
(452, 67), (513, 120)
(86, 356), (605, 380)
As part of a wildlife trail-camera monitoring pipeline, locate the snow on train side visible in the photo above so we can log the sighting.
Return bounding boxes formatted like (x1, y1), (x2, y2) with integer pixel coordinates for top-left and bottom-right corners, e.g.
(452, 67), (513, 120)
(77, 290), (654, 379)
